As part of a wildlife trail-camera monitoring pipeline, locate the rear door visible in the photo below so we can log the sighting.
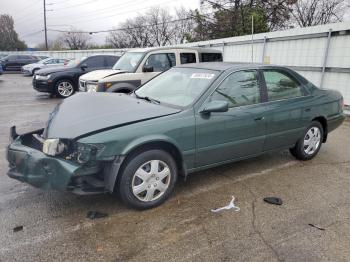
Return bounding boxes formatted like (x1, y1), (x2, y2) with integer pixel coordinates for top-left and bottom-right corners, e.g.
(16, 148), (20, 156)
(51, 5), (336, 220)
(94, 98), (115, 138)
(261, 68), (312, 151)
(195, 69), (267, 167)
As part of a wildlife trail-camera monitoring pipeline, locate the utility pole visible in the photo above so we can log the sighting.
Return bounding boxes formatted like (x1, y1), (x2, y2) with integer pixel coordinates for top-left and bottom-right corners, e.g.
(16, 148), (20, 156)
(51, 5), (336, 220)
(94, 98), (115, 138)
(251, 15), (254, 63)
(44, 0), (48, 50)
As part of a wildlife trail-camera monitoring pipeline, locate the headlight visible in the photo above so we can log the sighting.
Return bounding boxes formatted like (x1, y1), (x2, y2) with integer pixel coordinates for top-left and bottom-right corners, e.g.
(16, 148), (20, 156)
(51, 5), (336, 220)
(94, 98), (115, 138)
(42, 138), (66, 156)
(105, 82), (113, 89)
(87, 83), (97, 92)
(35, 74), (51, 80)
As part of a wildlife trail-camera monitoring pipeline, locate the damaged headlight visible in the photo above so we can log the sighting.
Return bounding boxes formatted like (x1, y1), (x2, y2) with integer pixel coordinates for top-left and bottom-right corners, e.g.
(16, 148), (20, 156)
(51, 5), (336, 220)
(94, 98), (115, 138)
(42, 138), (105, 163)
(42, 138), (67, 156)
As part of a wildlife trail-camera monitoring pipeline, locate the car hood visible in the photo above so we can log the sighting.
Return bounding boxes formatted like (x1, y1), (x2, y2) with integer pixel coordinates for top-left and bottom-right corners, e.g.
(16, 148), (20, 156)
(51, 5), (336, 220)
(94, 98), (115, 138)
(80, 69), (125, 81)
(37, 66), (73, 75)
(44, 92), (180, 139)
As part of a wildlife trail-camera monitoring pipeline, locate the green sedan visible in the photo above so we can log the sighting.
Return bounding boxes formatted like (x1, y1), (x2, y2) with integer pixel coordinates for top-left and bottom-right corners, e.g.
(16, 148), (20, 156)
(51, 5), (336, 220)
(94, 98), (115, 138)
(7, 62), (345, 209)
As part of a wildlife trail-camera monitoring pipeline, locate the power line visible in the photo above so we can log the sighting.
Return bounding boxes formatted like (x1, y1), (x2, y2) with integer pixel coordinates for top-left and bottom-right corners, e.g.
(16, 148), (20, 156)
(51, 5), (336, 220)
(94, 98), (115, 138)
(51, 0), (144, 19)
(48, 0), (174, 25)
(51, 0), (99, 10)
(47, 16), (195, 34)
(21, 30), (44, 38)
(49, 0), (169, 23)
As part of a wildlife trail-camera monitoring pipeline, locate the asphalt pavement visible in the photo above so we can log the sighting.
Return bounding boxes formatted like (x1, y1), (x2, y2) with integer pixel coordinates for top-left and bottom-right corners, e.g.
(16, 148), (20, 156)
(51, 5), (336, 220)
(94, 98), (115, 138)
(0, 73), (350, 262)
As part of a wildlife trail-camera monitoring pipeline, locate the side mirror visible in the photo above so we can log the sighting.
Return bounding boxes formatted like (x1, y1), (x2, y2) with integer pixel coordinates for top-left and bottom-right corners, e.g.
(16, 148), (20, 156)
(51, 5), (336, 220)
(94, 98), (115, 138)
(142, 65), (154, 72)
(81, 63), (88, 70)
(200, 100), (229, 114)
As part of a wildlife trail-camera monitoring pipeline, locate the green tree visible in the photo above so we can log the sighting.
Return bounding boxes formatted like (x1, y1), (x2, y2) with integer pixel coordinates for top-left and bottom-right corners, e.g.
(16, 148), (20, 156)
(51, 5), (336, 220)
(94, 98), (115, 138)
(0, 14), (27, 51)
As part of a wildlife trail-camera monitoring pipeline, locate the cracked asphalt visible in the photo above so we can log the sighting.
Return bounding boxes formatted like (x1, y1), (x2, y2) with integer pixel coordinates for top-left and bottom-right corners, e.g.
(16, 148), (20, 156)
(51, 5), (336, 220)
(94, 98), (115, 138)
(0, 73), (350, 262)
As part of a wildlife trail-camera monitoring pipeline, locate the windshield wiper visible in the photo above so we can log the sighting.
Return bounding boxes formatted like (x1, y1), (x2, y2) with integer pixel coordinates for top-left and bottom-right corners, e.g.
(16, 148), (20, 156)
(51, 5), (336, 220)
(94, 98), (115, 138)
(134, 93), (160, 104)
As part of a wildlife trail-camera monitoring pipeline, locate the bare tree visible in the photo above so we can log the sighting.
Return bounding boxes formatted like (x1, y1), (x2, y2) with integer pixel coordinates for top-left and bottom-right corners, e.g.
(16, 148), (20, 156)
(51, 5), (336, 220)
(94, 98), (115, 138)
(172, 7), (195, 44)
(291, 0), (348, 27)
(60, 29), (90, 50)
(0, 14), (27, 51)
(146, 7), (174, 46)
(106, 6), (196, 48)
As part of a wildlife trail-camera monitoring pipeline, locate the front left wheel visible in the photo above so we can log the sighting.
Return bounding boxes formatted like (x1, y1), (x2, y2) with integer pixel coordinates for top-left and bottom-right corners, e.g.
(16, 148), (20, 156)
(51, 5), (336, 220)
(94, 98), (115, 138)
(118, 149), (178, 209)
(55, 79), (75, 98)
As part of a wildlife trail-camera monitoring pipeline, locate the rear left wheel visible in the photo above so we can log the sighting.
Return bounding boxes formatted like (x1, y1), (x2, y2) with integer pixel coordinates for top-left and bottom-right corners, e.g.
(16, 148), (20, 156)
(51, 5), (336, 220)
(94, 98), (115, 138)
(290, 121), (324, 161)
(118, 149), (178, 209)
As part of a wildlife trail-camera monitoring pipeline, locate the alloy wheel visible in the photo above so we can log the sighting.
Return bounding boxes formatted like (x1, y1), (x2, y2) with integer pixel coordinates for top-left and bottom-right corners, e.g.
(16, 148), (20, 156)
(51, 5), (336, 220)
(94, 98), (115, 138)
(303, 127), (321, 155)
(131, 160), (171, 202)
(57, 81), (74, 97)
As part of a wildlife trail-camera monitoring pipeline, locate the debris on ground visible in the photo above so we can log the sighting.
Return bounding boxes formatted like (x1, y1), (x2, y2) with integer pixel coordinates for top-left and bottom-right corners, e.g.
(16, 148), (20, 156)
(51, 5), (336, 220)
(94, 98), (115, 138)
(86, 211), (108, 220)
(13, 226), (23, 232)
(263, 197), (283, 205)
(308, 223), (325, 231)
(211, 196), (240, 213)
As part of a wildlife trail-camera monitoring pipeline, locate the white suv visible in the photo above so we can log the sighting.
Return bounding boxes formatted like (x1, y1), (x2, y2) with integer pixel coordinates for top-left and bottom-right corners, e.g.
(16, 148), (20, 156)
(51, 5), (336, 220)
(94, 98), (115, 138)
(79, 47), (222, 93)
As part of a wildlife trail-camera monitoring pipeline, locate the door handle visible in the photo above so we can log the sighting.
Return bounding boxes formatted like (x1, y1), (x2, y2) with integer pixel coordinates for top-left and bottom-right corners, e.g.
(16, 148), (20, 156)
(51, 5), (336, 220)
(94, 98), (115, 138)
(305, 108), (311, 112)
(254, 116), (265, 121)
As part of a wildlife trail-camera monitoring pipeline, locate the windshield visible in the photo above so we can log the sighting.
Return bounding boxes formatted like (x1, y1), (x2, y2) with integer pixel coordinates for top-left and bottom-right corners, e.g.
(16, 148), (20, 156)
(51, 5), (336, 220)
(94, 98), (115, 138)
(66, 57), (86, 67)
(112, 52), (144, 72)
(135, 68), (219, 108)
(40, 58), (52, 64)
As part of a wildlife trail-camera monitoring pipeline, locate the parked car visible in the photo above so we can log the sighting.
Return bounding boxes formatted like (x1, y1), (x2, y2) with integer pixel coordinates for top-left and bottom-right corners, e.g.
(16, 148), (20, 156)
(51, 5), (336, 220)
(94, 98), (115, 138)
(79, 47), (223, 93)
(0, 55), (39, 71)
(35, 55), (50, 60)
(32, 55), (120, 98)
(22, 57), (70, 76)
(7, 63), (345, 209)
(0, 64), (3, 75)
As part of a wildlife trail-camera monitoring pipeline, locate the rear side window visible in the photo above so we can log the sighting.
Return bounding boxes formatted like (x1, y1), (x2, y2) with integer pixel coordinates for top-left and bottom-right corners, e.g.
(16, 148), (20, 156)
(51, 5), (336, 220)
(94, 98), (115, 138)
(144, 53), (176, 72)
(180, 53), (196, 64)
(85, 56), (105, 68)
(105, 56), (118, 67)
(211, 70), (260, 108)
(263, 70), (303, 101)
(201, 53), (223, 62)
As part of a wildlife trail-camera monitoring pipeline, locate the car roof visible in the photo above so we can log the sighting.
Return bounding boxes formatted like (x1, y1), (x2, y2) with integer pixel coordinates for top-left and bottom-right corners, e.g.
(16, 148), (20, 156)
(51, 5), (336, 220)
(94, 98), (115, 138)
(128, 47), (222, 54)
(175, 62), (288, 72)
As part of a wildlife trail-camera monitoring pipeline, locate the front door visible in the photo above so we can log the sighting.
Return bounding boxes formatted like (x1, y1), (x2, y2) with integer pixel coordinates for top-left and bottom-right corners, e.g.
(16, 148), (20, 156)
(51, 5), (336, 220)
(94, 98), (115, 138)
(195, 70), (267, 167)
(139, 53), (176, 84)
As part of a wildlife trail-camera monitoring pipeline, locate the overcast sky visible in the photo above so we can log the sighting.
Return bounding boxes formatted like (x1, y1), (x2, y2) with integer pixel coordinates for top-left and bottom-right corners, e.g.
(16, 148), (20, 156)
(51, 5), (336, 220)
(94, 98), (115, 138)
(1, 0), (201, 47)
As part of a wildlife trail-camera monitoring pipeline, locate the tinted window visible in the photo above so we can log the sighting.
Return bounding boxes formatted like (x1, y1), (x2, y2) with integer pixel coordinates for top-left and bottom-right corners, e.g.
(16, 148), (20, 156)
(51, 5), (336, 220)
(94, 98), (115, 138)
(211, 70), (260, 108)
(263, 70), (303, 101)
(180, 53), (196, 64)
(105, 56), (118, 67)
(85, 56), (105, 68)
(144, 53), (175, 72)
(201, 53), (223, 62)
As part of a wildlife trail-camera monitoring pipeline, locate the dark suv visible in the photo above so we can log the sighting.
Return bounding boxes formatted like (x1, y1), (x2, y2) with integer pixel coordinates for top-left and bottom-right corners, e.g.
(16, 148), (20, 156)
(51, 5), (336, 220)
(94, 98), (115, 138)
(0, 55), (39, 71)
(33, 55), (120, 98)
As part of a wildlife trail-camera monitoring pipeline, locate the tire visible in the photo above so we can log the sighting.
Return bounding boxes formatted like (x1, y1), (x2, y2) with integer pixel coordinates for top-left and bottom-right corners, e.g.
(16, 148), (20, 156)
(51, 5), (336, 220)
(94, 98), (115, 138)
(32, 68), (39, 76)
(118, 149), (178, 210)
(54, 79), (75, 98)
(289, 121), (324, 161)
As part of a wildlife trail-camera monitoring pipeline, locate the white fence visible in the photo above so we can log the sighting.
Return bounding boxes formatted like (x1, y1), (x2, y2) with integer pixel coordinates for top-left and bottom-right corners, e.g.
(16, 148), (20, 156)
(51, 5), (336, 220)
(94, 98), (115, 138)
(1, 21), (350, 105)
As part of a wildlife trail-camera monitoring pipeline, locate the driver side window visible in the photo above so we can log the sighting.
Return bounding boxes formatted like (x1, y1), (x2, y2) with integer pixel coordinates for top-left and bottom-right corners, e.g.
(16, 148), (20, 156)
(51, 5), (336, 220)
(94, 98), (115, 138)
(144, 53), (175, 72)
(211, 70), (260, 108)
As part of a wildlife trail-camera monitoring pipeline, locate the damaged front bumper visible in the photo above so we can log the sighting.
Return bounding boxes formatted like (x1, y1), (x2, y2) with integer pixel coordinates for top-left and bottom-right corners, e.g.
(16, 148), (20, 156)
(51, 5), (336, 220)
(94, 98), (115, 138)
(6, 127), (119, 194)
